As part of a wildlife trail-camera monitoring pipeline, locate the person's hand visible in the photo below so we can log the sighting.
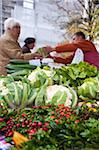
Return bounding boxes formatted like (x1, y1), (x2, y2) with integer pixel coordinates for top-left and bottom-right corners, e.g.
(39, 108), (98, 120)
(43, 46), (53, 53)
(33, 53), (43, 60)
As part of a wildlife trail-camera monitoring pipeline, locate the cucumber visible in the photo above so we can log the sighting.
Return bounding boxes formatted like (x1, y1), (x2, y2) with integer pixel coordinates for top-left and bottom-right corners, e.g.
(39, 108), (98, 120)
(10, 59), (29, 65)
(6, 64), (36, 70)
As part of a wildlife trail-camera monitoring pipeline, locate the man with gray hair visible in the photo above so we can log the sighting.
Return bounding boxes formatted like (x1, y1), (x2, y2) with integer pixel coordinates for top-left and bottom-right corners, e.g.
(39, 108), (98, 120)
(0, 18), (41, 76)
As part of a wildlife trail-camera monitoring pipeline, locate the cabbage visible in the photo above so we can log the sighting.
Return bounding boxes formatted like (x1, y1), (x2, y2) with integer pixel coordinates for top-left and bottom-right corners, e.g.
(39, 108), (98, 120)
(46, 85), (77, 107)
(78, 77), (99, 100)
(28, 67), (53, 87)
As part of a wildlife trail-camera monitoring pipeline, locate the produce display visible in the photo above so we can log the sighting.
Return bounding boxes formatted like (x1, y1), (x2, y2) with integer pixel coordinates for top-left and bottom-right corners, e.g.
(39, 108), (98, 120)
(6, 59), (36, 78)
(0, 61), (99, 149)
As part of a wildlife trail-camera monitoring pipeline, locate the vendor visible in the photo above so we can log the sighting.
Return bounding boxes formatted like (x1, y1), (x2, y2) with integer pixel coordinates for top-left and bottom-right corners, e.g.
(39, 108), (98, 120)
(0, 18), (42, 76)
(22, 37), (36, 53)
(45, 32), (99, 68)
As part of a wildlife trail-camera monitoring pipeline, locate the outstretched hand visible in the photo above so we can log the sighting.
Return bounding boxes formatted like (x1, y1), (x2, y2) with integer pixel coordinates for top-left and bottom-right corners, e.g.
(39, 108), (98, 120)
(33, 53), (43, 60)
(43, 46), (53, 53)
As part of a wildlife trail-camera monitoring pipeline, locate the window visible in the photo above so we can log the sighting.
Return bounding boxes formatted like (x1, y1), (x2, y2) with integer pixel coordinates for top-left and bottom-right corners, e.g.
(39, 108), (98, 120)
(23, 0), (33, 9)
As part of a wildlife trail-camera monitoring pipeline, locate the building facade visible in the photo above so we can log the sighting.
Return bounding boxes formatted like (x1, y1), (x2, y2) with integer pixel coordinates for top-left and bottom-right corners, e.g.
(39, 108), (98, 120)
(0, 0), (17, 35)
(0, 0), (66, 48)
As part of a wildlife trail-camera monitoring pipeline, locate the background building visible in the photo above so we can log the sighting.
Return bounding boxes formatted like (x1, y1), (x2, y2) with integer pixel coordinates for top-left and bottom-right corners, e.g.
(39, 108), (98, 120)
(0, 0), (16, 34)
(0, 0), (64, 49)
(0, 0), (98, 49)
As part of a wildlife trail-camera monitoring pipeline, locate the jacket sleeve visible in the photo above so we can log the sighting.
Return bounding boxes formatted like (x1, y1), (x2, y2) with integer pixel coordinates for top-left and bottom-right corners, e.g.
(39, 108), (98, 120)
(55, 43), (78, 52)
(22, 46), (31, 54)
(50, 54), (74, 64)
(3, 40), (35, 60)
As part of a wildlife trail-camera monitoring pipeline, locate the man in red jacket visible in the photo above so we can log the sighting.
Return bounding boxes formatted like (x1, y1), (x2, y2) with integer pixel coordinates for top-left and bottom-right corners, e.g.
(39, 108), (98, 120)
(45, 32), (99, 68)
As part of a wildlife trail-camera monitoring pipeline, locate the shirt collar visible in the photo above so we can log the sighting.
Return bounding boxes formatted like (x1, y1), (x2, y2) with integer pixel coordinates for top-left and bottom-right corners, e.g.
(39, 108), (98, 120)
(2, 32), (18, 42)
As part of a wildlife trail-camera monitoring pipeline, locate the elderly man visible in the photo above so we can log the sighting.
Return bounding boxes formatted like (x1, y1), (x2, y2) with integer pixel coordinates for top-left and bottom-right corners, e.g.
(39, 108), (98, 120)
(45, 32), (99, 68)
(0, 18), (41, 76)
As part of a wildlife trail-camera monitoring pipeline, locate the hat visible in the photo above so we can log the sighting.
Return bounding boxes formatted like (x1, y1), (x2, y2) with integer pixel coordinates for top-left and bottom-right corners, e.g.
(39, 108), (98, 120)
(24, 37), (36, 44)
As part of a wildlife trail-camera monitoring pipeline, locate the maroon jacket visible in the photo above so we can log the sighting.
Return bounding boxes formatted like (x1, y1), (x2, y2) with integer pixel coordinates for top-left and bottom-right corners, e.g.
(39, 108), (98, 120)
(52, 40), (99, 68)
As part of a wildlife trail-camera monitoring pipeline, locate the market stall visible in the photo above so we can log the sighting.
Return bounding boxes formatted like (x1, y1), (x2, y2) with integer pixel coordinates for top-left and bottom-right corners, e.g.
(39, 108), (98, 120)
(0, 61), (99, 149)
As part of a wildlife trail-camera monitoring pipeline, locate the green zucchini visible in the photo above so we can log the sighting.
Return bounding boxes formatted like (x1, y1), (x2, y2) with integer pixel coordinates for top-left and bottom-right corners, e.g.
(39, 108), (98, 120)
(6, 64), (36, 70)
(10, 59), (29, 65)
